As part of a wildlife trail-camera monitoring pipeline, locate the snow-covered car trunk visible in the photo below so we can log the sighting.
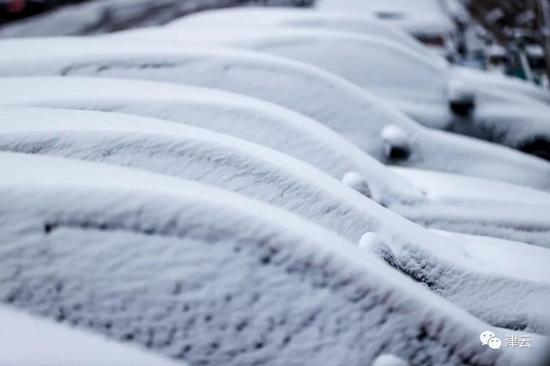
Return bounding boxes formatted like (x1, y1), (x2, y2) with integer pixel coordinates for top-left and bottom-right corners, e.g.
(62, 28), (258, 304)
(129, 27), (550, 160)
(2, 81), (550, 247)
(0, 306), (186, 366)
(0, 38), (548, 192)
(2, 152), (537, 366)
(1, 108), (550, 334)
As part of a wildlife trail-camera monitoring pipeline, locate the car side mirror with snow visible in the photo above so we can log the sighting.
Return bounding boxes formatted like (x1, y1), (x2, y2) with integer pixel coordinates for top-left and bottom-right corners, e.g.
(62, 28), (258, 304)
(380, 125), (412, 161)
(448, 81), (476, 117)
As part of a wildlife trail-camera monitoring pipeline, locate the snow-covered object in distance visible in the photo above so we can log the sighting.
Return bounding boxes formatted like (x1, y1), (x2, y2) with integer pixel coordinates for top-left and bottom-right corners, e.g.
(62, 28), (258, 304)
(2, 108), (550, 332)
(0, 76), (421, 205)
(0, 305), (185, 366)
(129, 26), (550, 159)
(1, 106), (549, 246)
(1, 39), (549, 191)
(314, 0), (456, 42)
(454, 66), (550, 105)
(167, 7), (435, 62)
(0, 152), (530, 366)
(372, 354), (409, 366)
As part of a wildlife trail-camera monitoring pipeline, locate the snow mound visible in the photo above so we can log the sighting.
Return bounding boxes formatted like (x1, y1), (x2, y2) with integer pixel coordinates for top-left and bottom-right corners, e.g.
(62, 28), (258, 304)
(0, 152), (529, 366)
(0, 305), (184, 366)
(0, 38), (548, 191)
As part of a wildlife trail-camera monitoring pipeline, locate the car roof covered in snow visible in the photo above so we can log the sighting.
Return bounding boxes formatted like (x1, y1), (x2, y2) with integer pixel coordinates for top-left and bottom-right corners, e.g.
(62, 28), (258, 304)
(0, 37), (548, 192)
(0, 151), (530, 366)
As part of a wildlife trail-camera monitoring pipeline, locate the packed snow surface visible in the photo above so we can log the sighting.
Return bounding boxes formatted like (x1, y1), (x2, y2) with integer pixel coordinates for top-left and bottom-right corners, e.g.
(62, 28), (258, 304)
(0, 38), (548, 191)
(1, 152), (534, 366)
(0, 305), (185, 366)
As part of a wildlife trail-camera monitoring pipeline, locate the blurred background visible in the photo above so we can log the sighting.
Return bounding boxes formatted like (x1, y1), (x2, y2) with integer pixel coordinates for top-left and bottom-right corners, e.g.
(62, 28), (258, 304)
(2, 0), (549, 88)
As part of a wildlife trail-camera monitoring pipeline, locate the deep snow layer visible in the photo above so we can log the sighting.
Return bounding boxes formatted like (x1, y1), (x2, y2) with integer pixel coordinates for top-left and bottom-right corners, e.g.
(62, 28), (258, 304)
(0, 152), (534, 366)
(0, 38), (548, 192)
(0, 305), (185, 366)
(1, 107), (549, 333)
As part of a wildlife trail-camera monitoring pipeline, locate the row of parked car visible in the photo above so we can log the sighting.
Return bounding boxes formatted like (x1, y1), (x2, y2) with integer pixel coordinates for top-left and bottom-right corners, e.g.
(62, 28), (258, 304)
(1, 1), (549, 366)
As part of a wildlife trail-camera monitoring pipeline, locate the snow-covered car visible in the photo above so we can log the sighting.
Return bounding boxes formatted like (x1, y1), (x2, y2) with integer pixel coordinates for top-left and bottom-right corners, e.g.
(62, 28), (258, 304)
(0, 306), (185, 366)
(2, 80), (550, 247)
(167, 7), (434, 61)
(0, 38), (548, 191)
(3, 152), (539, 366)
(130, 26), (550, 159)
(166, 7), (550, 107)
(2, 107), (550, 334)
(315, 0), (457, 55)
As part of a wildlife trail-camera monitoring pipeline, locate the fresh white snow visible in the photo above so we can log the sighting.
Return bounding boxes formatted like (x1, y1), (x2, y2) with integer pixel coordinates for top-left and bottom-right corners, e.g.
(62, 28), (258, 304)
(0, 151), (534, 366)
(167, 7), (435, 61)
(314, 0), (456, 37)
(0, 76), (421, 205)
(1, 103), (549, 246)
(1, 107), (549, 334)
(128, 26), (550, 155)
(0, 38), (548, 192)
